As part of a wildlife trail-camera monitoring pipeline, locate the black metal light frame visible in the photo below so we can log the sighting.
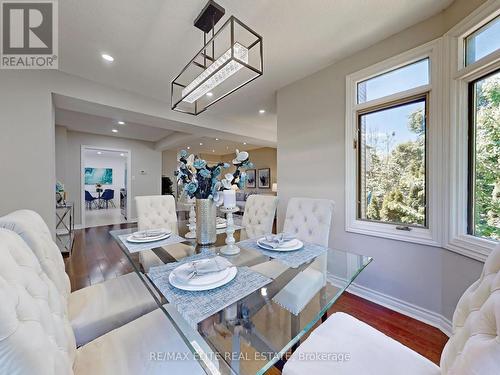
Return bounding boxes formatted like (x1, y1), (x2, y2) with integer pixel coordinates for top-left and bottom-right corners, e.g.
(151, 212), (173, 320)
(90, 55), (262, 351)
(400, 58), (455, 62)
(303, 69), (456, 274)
(171, 15), (263, 115)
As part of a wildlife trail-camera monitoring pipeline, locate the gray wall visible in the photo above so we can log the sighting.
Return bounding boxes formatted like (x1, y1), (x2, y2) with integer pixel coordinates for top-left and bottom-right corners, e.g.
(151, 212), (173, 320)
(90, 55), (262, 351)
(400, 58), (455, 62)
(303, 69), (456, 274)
(55, 127), (161, 224)
(0, 72), (56, 232)
(276, 0), (485, 322)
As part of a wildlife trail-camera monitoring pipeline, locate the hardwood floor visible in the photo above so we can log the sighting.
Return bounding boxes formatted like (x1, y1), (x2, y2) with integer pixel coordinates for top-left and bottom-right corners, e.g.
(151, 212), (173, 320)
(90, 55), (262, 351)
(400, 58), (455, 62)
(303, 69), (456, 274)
(65, 224), (448, 371)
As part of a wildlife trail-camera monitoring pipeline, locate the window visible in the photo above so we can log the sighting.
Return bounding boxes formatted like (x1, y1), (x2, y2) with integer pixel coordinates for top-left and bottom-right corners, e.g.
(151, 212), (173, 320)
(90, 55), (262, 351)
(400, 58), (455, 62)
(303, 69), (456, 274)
(346, 44), (438, 246)
(465, 15), (500, 65)
(468, 70), (500, 241)
(358, 96), (427, 227)
(357, 59), (429, 103)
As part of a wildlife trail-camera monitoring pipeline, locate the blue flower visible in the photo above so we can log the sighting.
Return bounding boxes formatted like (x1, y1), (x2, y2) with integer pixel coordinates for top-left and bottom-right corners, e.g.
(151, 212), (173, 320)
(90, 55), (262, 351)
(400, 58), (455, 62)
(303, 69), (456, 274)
(179, 149), (188, 158)
(184, 181), (198, 196)
(199, 168), (211, 178)
(212, 166), (221, 177)
(242, 161), (254, 169)
(238, 174), (247, 189)
(193, 159), (206, 169)
(223, 163), (230, 168)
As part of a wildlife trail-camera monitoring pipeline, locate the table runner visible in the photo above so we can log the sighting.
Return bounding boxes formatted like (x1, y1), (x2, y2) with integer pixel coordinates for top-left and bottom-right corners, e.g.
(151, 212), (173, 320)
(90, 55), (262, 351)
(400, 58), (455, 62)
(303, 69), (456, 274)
(117, 233), (187, 254)
(237, 238), (328, 268)
(148, 253), (272, 328)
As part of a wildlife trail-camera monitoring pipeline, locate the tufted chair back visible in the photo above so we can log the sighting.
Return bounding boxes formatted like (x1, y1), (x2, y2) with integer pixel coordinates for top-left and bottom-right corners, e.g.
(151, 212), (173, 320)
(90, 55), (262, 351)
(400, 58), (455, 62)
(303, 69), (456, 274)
(0, 210), (71, 301)
(136, 195), (178, 234)
(0, 229), (76, 374)
(241, 195), (278, 240)
(440, 243), (500, 374)
(283, 198), (335, 279)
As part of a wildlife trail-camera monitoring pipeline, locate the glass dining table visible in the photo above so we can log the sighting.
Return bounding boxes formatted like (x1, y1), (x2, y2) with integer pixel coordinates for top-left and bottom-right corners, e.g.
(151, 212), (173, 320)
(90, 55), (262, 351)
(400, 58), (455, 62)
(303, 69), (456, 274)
(110, 218), (372, 375)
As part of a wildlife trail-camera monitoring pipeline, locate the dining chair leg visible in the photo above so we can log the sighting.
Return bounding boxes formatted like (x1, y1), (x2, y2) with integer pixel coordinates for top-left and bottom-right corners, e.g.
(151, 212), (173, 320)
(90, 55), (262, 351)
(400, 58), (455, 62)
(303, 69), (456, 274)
(320, 286), (328, 323)
(291, 313), (300, 352)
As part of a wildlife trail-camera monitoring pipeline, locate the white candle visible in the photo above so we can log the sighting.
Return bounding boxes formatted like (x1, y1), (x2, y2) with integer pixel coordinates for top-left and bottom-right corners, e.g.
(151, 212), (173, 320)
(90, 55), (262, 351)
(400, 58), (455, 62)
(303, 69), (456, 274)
(223, 189), (236, 208)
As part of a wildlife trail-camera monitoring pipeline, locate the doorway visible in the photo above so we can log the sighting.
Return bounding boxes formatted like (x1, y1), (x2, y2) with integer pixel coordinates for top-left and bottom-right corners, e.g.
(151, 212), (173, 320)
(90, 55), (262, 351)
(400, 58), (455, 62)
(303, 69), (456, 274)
(81, 146), (131, 228)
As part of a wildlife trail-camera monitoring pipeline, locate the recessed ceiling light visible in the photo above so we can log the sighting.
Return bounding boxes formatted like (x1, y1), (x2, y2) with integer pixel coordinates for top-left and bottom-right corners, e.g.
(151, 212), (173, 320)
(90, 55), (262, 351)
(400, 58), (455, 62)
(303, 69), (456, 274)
(112, 129), (118, 133)
(101, 54), (114, 62)
(243, 142), (247, 145)
(97, 151), (102, 155)
(215, 138), (219, 141)
(187, 146), (190, 150)
(118, 121), (125, 125)
(259, 109), (266, 114)
(199, 142), (203, 146)
(206, 92), (213, 97)
(120, 153), (125, 157)
(212, 149), (215, 153)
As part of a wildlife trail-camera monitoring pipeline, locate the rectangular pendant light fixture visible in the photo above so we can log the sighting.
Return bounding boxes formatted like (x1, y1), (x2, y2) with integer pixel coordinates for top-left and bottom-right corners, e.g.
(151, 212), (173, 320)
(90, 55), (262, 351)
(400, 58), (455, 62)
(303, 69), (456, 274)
(171, 12), (263, 116)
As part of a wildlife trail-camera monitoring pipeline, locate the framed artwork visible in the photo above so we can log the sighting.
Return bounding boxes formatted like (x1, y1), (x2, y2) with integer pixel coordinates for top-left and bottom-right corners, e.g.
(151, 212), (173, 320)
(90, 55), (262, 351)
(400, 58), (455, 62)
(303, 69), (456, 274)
(85, 168), (113, 185)
(258, 168), (270, 189)
(246, 169), (256, 188)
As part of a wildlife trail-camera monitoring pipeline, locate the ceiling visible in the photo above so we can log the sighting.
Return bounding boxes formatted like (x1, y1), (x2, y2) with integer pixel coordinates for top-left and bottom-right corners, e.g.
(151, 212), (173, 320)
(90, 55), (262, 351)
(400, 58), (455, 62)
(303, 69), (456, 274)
(56, 109), (174, 142)
(58, 0), (453, 142)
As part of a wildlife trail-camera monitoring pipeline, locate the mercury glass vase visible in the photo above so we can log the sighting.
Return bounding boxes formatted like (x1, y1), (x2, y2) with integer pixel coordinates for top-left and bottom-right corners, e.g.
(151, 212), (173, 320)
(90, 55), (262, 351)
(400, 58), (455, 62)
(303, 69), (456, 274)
(195, 198), (217, 245)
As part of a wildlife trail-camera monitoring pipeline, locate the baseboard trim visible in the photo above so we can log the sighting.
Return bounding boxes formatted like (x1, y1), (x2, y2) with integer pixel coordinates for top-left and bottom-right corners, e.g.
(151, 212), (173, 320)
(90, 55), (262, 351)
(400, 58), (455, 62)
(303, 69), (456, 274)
(327, 273), (452, 337)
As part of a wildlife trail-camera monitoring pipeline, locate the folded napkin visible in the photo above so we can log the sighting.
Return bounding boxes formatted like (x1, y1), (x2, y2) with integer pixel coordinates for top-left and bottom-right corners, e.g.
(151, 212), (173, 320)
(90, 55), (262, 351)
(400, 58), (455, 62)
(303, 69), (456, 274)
(133, 229), (168, 239)
(173, 256), (232, 283)
(263, 233), (296, 249)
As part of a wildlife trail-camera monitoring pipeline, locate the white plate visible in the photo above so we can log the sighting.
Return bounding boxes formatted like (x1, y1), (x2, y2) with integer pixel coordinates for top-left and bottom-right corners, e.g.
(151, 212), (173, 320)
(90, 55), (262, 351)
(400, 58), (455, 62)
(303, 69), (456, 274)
(126, 232), (171, 243)
(169, 266), (237, 291)
(216, 223), (227, 229)
(257, 238), (304, 252)
(170, 261), (230, 286)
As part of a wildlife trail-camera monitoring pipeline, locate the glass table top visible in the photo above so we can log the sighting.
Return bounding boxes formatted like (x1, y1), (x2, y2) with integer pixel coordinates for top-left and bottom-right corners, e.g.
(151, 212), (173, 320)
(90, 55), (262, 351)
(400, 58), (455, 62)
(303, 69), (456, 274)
(110, 220), (372, 375)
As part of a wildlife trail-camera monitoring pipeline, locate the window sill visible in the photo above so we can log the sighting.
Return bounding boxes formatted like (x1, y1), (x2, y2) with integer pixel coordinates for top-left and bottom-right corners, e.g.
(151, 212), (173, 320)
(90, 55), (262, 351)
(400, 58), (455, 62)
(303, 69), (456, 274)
(445, 235), (497, 262)
(346, 220), (441, 247)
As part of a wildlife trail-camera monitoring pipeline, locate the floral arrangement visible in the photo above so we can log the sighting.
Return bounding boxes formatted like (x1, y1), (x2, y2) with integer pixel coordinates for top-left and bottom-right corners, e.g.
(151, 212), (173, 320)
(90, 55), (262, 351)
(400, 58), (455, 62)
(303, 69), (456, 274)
(175, 149), (253, 205)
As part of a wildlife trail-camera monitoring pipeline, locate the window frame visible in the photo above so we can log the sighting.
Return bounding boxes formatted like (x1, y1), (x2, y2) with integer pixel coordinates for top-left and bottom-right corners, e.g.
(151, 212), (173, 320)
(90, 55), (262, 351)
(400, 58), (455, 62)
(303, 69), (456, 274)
(445, 0), (500, 261)
(356, 93), (429, 228)
(345, 40), (443, 246)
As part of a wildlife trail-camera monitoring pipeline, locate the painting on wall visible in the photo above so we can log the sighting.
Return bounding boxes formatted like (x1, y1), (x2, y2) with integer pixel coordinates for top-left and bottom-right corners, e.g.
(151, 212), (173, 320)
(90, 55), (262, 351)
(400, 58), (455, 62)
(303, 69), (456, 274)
(85, 168), (113, 185)
(258, 168), (270, 189)
(246, 169), (256, 188)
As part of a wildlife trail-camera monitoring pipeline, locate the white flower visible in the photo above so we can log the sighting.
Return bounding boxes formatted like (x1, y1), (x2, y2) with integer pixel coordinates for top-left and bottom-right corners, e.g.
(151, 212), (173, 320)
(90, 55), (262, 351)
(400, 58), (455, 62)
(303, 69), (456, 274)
(221, 179), (232, 190)
(224, 173), (233, 181)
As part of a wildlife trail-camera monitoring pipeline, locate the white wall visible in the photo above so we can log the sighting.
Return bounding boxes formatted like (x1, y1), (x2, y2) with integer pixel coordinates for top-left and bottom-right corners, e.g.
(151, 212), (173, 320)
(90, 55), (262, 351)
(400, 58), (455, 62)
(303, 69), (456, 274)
(276, 0), (485, 326)
(55, 126), (161, 225)
(84, 151), (126, 207)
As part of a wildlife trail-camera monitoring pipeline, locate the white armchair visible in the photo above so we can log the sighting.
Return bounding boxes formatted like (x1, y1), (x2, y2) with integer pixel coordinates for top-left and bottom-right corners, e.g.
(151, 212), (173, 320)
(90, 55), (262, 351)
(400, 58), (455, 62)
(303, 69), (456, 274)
(0, 210), (157, 347)
(135, 195), (191, 272)
(283, 244), (500, 374)
(0, 228), (214, 374)
(240, 194), (278, 240)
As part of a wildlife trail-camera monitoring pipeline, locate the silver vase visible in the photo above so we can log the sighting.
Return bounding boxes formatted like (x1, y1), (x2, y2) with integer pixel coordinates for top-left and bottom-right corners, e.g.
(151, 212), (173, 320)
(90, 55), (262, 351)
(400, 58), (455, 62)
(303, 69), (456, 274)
(196, 198), (216, 245)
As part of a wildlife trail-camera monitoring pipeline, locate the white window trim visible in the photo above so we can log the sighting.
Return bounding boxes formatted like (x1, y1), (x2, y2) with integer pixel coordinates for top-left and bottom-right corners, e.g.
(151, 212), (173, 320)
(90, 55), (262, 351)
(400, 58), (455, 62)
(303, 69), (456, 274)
(345, 40), (443, 247)
(444, 0), (500, 262)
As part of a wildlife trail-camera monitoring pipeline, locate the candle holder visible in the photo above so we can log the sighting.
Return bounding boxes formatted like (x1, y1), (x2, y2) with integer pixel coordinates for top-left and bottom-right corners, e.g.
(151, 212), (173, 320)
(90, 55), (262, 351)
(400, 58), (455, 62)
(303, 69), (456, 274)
(184, 202), (196, 239)
(219, 206), (240, 255)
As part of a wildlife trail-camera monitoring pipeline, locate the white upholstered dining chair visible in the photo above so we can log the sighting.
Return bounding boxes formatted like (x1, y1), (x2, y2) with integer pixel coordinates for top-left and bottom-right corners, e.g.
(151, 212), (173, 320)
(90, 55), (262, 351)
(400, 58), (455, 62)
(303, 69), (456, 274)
(135, 195), (192, 272)
(0, 209), (158, 347)
(273, 197), (334, 315)
(0, 228), (215, 374)
(283, 244), (500, 375)
(240, 194), (278, 240)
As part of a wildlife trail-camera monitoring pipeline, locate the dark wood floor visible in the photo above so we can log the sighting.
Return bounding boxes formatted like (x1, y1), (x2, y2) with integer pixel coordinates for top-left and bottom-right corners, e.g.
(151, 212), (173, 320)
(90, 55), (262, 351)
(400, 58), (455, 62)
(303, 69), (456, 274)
(65, 224), (448, 369)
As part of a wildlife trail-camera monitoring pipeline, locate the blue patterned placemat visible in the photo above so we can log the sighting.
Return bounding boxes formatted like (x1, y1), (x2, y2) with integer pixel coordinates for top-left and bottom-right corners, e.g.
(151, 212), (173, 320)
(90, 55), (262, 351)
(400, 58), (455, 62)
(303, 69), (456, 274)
(147, 253), (272, 328)
(117, 233), (187, 254)
(237, 238), (328, 268)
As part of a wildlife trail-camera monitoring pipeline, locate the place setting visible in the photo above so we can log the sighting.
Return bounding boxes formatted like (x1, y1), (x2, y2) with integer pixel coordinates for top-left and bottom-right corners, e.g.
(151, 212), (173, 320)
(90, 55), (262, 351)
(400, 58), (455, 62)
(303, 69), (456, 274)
(238, 232), (329, 269)
(147, 253), (272, 328)
(116, 227), (187, 254)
